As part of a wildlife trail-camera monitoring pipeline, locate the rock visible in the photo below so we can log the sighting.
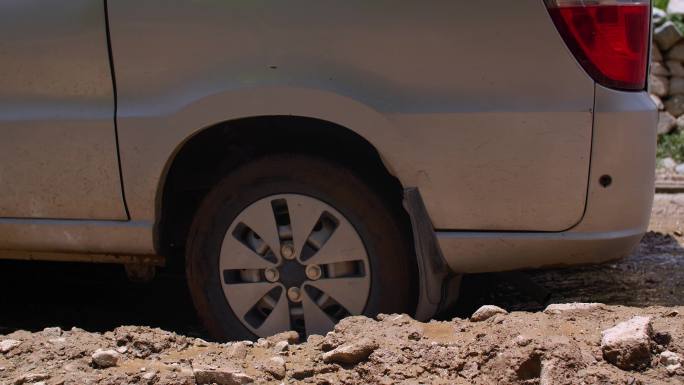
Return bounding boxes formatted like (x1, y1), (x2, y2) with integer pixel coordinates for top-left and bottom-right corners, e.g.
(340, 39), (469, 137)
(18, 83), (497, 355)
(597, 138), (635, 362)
(387, 313), (414, 326)
(322, 338), (379, 365)
(601, 316), (653, 370)
(658, 111), (677, 135)
(91, 349), (120, 368)
(667, 60), (684, 76)
(267, 330), (299, 345)
(470, 305), (508, 322)
(669, 0), (684, 16)
(677, 115), (684, 130)
(142, 371), (157, 381)
(660, 350), (682, 374)
(48, 337), (66, 345)
(653, 7), (667, 26)
(262, 356), (286, 379)
(661, 157), (678, 170)
(193, 366), (254, 385)
(255, 338), (271, 348)
(514, 335), (533, 347)
(670, 77), (684, 96)
(41, 327), (62, 337)
(668, 41), (684, 62)
(652, 61), (670, 76)
(650, 75), (670, 98)
(544, 303), (605, 315)
(666, 94), (684, 117)
(306, 334), (324, 346)
(460, 361), (479, 379)
(14, 373), (49, 385)
(651, 94), (665, 110)
(0, 339), (21, 354)
(676, 163), (684, 175)
(656, 21), (683, 51)
(273, 340), (289, 352)
(654, 46), (664, 62)
(228, 341), (249, 360)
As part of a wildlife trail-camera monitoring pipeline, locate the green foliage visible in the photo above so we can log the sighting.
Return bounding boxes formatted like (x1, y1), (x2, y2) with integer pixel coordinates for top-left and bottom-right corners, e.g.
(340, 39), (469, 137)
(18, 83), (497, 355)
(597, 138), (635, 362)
(653, 2), (684, 35)
(670, 14), (684, 33)
(657, 130), (684, 163)
(654, 0), (669, 10)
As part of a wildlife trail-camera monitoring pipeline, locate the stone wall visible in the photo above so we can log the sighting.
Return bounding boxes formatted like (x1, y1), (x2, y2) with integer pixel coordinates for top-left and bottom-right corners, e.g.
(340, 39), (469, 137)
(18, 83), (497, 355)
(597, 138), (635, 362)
(651, 6), (684, 135)
(652, 2), (684, 175)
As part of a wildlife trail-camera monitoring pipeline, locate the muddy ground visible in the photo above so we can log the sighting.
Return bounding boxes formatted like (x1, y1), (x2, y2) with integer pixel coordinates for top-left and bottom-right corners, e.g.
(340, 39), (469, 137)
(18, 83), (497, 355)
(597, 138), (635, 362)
(0, 194), (683, 384)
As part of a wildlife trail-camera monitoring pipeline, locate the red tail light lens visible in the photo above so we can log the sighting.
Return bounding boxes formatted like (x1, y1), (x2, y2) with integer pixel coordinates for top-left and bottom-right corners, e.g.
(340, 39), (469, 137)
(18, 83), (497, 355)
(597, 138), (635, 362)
(544, 0), (650, 91)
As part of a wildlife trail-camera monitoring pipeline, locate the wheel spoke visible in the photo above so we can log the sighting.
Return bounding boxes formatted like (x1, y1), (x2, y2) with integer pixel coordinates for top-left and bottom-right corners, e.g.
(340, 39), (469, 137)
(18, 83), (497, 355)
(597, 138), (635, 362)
(305, 221), (366, 266)
(285, 195), (325, 261)
(219, 193), (372, 338)
(220, 235), (276, 270)
(306, 277), (369, 315)
(302, 288), (336, 336)
(253, 288), (291, 336)
(234, 198), (281, 260)
(222, 282), (279, 319)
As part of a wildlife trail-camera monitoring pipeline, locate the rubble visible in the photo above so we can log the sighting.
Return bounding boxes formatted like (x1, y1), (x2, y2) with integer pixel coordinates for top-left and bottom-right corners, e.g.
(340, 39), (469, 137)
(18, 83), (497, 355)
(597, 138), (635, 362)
(322, 338), (379, 365)
(601, 316), (653, 370)
(193, 366), (254, 385)
(0, 305), (681, 384)
(543, 302), (605, 314)
(91, 349), (120, 368)
(0, 339), (21, 354)
(261, 356), (286, 379)
(470, 304), (508, 322)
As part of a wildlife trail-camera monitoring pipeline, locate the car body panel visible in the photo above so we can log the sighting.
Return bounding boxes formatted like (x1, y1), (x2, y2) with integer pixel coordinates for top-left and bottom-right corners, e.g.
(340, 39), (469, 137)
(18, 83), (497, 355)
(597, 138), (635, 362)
(439, 86), (657, 273)
(0, 1), (656, 284)
(0, 0), (126, 220)
(107, 0), (594, 231)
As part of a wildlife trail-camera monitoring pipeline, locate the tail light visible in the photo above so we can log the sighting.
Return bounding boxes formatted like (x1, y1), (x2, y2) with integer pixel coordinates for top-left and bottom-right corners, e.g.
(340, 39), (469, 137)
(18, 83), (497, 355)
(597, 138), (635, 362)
(544, 0), (651, 91)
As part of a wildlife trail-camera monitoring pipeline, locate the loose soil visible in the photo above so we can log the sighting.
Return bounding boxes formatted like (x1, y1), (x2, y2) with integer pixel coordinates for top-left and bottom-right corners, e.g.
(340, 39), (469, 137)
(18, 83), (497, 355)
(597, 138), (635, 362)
(1, 307), (682, 384)
(1, 194), (683, 384)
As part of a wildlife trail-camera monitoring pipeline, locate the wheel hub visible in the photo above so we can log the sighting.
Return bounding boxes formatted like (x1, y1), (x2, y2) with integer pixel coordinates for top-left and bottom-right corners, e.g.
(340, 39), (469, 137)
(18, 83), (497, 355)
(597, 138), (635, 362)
(218, 194), (371, 337)
(277, 259), (308, 290)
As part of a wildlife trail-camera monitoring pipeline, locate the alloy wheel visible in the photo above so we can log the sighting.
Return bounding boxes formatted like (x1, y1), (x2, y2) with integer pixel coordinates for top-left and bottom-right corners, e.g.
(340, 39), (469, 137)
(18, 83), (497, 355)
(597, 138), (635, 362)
(219, 194), (371, 337)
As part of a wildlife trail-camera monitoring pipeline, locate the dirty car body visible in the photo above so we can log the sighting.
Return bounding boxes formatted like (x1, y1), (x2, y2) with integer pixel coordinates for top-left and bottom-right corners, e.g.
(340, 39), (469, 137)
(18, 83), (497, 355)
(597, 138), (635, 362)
(0, 0), (656, 339)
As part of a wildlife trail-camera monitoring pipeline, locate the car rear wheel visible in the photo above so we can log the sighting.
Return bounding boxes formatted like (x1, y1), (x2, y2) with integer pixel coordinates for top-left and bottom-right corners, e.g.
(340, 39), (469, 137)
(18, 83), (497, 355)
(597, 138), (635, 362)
(185, 154), (417, 340)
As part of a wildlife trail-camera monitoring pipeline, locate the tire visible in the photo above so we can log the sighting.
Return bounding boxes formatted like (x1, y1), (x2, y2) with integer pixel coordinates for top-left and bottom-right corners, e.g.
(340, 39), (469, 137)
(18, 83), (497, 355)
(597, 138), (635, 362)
(186, 154), (417, 341)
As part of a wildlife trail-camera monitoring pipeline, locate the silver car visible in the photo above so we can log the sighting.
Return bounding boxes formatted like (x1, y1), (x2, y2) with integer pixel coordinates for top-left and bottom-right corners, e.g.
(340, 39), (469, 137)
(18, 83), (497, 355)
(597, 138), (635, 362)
(0, 0), (656, 340)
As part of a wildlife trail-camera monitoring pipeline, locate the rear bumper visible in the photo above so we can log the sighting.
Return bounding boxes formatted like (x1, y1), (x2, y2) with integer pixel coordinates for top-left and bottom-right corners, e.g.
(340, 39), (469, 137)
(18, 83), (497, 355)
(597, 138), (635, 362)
(438, 86), (657, 273)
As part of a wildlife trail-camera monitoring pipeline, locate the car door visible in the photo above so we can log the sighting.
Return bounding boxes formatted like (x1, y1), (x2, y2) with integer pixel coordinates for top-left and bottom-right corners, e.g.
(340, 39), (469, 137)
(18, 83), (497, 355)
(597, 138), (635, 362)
(0, 0), (126, 220)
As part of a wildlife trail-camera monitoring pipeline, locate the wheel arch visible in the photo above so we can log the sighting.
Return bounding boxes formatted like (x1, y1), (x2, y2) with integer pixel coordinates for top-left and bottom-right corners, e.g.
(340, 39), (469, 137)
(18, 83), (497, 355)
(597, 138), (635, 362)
(156, 114), (410, 261)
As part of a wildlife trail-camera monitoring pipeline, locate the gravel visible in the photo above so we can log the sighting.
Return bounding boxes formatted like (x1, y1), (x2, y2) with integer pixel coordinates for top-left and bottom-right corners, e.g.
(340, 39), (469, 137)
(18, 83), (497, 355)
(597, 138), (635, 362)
(0, 194), (682, 384)
(1, 306), (682, 384)
(601, 316), (653, 370)
(469, 305), (508, 322)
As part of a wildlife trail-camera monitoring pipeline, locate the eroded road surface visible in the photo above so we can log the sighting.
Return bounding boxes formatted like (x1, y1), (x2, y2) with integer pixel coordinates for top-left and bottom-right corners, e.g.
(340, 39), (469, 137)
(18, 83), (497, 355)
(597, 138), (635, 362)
(0, 194), (683, 384)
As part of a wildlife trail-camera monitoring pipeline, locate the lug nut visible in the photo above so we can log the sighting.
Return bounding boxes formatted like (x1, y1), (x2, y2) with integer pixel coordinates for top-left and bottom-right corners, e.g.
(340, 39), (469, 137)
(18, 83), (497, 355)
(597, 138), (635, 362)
(281, 243), (295, 260)
(287, 286), (302, 303)
(264, 268), (279, 283)
(305, 264), (322, 281)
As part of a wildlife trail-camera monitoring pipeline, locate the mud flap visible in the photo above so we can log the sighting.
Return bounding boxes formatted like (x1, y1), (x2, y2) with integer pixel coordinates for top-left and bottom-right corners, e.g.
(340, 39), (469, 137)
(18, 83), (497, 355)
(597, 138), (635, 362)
(403, 187), (457, 321)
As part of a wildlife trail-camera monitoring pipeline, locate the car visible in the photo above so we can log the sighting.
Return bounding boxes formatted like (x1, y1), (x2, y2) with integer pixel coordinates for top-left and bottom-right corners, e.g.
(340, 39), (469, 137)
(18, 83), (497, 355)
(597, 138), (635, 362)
(0, 0), (657, 340)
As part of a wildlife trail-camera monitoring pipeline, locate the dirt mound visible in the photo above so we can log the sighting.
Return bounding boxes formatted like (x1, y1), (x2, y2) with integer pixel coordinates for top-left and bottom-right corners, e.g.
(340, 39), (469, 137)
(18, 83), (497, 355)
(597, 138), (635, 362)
(1, 305), (682, 384)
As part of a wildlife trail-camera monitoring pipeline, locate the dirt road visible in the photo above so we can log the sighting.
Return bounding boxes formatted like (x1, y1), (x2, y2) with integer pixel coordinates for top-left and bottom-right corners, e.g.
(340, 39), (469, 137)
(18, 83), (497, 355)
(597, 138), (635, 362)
(1, 305), (682, 384)
(451, 194), (684, 317)
(0, 194), (683, 384)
